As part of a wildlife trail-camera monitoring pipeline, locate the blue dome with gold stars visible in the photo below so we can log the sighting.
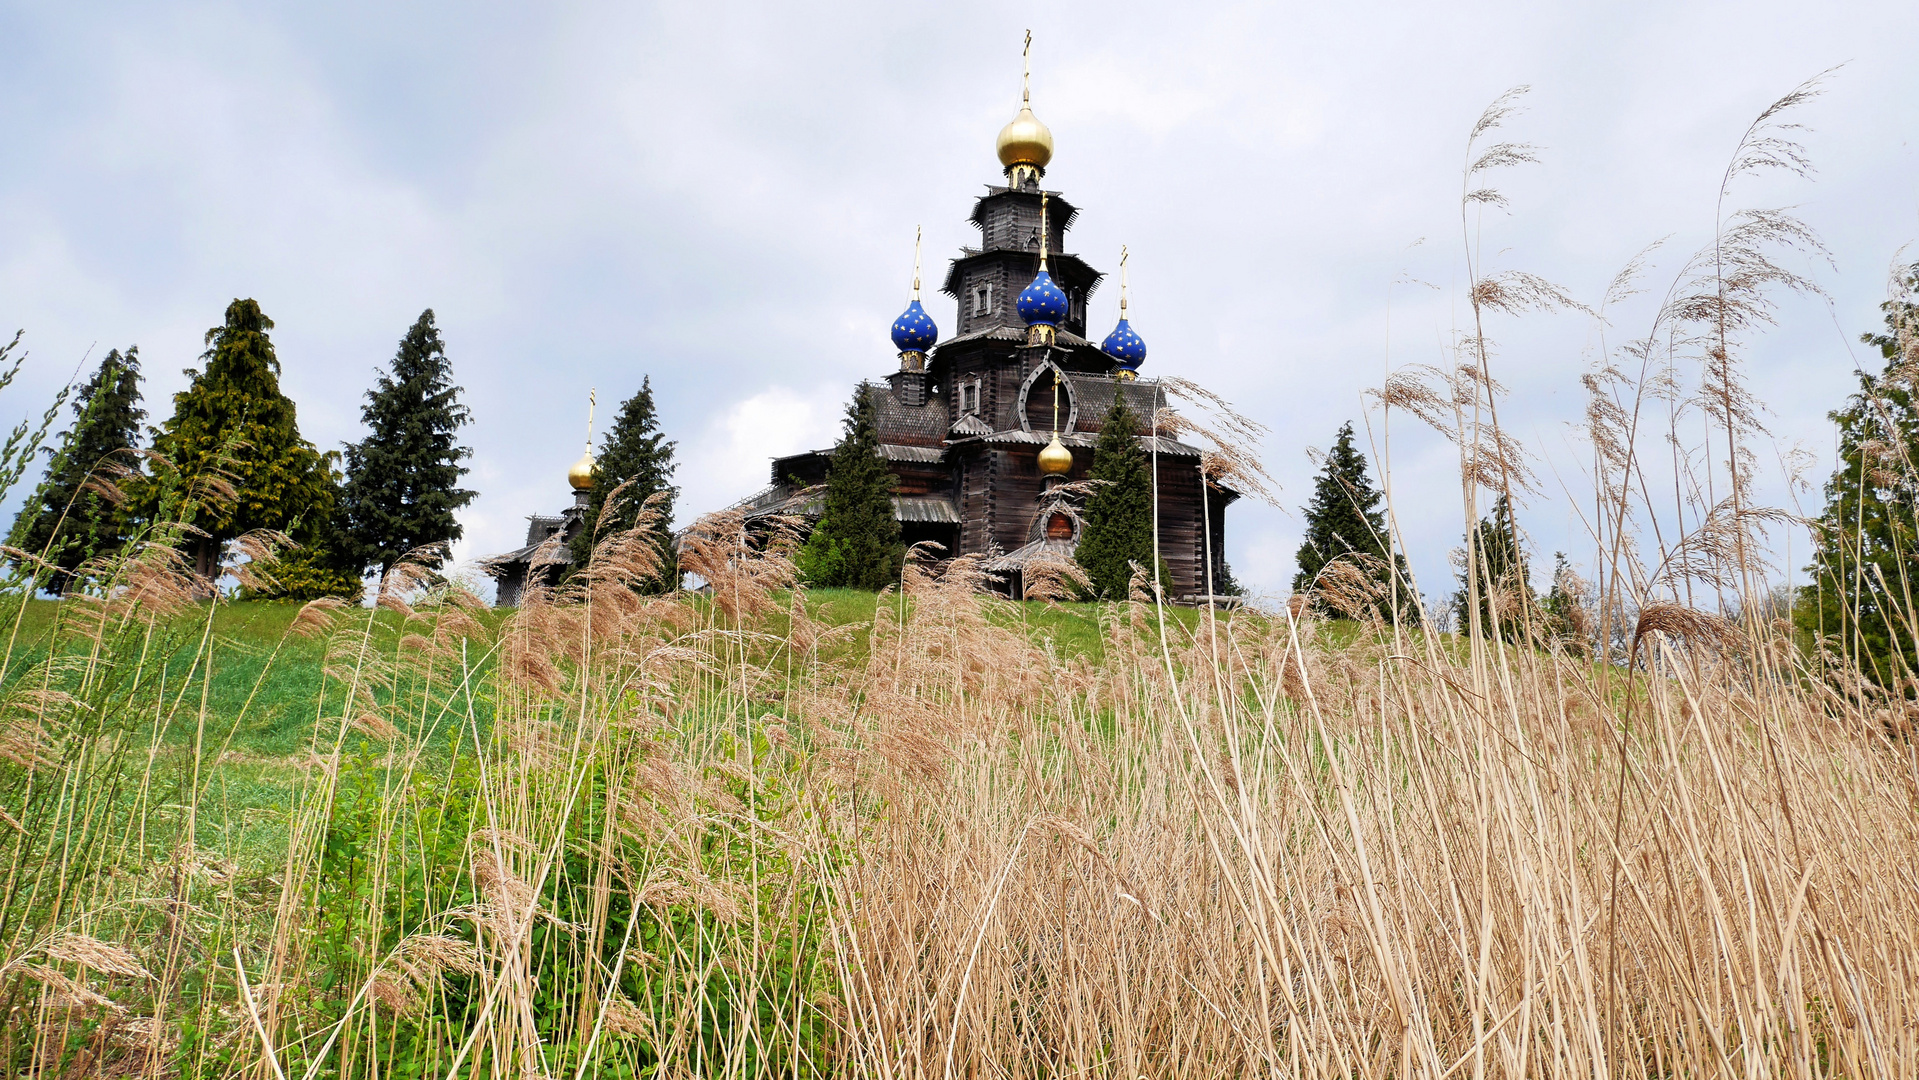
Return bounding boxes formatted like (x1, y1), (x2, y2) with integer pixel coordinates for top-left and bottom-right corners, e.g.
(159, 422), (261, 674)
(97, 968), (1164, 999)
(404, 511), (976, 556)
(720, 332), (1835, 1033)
(1101, 317), (1147, 371)
(890, 300), (938, 353)
(1016, 270), (1068, 327)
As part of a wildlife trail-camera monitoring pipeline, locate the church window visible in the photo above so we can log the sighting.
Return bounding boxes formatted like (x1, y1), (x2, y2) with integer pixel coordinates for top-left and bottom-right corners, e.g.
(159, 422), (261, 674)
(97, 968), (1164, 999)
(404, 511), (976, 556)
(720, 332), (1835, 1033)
(971, 284), (993, 316)
(1046, 513), (1074, 540)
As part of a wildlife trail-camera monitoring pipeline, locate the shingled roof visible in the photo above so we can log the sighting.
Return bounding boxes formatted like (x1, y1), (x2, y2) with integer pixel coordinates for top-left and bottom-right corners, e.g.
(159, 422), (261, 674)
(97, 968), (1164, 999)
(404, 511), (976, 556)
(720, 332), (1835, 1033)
(1064, 373), (1167, 428)
(865, 382), (949, 447)
(981, 537), (1079, 575)
(734, 485), (958, 526)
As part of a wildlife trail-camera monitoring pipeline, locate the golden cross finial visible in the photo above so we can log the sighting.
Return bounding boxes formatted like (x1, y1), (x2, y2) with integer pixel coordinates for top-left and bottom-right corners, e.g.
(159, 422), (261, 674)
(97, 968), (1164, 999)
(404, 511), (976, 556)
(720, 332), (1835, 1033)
(1022, 30), (1032, 105)
(912, 225), (923, 300)
(585, 388), (596, 454)
(1038, 192), (1050, 272)
(1051, 366), (1060, 435)
(1119, 245), (1130, 316)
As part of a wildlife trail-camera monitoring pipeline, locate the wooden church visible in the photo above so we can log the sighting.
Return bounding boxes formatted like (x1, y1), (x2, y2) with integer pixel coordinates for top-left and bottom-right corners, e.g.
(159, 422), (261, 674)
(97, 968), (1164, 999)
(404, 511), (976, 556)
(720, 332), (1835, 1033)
(486, 56), (1236, 605)
(738, 61), (1235, 600)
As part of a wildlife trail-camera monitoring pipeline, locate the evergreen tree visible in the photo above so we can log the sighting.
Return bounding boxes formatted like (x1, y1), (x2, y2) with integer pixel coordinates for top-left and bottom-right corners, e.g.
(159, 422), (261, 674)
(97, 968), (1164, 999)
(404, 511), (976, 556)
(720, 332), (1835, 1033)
(141, 298), (358, 598)
(339, 310), (476, 584)
(7, 348), (145, 594)
(569, 376), (679, 591)
(798, 384), (902, 590)
(1214, 560), (1245, 597)
(1796, 263), (1919, 685)
(1291, 421), (1415, 620)
(1451, 493), (1531, 640)
(1541, 551), (1591, 653)
(1075, 390), (1162, 600)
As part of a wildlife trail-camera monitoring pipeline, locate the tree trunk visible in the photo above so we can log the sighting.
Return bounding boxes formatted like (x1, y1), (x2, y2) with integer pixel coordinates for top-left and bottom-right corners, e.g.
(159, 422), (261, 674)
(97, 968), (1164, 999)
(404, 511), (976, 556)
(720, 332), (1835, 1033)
(193, 537), (220, 598)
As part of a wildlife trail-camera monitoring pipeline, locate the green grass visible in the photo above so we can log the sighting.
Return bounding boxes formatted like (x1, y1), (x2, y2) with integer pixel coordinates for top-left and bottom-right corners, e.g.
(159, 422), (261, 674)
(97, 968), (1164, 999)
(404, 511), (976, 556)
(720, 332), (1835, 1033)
(0, 600), (430, 755)
(0, 591), (1211, 757)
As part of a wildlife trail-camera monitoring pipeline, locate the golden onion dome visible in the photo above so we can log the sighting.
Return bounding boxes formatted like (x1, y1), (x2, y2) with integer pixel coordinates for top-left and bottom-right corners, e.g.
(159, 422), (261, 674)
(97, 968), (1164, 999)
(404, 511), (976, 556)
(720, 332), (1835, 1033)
(568, 450), (596, 491)
(996, 101), (1054, 171)
(1037, 433), (1073, 475)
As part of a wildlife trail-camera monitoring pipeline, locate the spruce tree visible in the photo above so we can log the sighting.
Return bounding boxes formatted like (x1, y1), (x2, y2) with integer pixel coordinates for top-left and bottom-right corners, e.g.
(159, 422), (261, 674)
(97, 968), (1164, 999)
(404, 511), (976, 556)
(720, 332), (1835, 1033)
(1292, 421), (1415, 620)
(1541, 551), (1590, 651)
(1796, 263), (1919, 684)
(7, 347), (145, 594)
(1451, 493), (1530, 640)
(569, 376), (679, 591)
(339, 310), (476, 583)
(798, 384), (902, 590)
(141, 298), (357, 597)
(1075, 390), (1161, 600)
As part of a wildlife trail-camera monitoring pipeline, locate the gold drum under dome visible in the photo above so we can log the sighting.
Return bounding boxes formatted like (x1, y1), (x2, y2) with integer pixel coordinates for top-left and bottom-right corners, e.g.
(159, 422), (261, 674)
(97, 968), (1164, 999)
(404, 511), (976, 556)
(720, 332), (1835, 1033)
(568, 451), (596, 491)
(996, 103), (1054, 171)
(1037, 434), (1073, 476)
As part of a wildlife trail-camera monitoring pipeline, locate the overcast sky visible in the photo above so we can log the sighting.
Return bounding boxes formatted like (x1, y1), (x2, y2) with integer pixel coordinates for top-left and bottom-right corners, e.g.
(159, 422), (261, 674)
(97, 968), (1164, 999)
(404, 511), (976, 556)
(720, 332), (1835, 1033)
(2, 1), (1916, 604)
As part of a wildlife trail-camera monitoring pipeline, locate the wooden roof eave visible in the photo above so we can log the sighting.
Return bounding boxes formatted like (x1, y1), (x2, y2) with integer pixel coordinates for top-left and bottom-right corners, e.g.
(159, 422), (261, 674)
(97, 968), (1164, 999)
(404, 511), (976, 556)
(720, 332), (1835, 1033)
(969, 187), (1081, 232)
(939, 251), (1104, 299)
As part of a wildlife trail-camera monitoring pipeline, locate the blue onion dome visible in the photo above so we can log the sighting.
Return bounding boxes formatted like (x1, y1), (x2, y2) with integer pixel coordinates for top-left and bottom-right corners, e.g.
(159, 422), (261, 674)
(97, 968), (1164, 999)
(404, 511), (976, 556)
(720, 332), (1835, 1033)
(1101, 317), (1147, 371)
(1017, 270), (1069, 327)
(890, 299), (938, 353)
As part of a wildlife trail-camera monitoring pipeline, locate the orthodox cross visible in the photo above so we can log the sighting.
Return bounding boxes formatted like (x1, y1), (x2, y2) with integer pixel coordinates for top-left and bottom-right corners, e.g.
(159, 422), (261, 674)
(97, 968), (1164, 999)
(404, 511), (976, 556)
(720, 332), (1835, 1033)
(1022, 30), (1032, 105)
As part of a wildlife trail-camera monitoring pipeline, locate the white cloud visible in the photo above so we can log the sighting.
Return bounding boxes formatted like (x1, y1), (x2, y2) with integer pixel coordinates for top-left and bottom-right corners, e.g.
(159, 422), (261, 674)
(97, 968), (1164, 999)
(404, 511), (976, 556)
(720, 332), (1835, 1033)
(678, 384), (846, 520)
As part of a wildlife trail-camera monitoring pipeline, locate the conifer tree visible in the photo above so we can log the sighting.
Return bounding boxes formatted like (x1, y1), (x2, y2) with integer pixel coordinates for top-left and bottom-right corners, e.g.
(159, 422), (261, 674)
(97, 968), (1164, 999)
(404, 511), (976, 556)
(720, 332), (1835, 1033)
(141, 298), (357, 598)
(569, 376), (679, 591)
(1796, 263), (1919, 684)
(340, 310), (476, 583)
(798, 384), (902, 590)
(1292, 421), (1415, 620)
(7, 347), (145, 594)
(1075, 390), (1162, 600)
(1451, 493), (1530, 640)
(1541, 551), (1591, 652)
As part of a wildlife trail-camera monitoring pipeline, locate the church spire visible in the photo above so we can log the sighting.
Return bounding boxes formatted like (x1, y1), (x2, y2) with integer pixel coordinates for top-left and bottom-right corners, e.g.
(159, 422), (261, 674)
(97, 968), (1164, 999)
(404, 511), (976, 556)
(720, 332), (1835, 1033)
(568, 387), (597, 497)
(1101, 245), (1148, 378)
(1038, 192), (1050, 272)
(1016, 192), (1068, 345)
(889, 225), (938, 372)
(995, 30), (1054, 190)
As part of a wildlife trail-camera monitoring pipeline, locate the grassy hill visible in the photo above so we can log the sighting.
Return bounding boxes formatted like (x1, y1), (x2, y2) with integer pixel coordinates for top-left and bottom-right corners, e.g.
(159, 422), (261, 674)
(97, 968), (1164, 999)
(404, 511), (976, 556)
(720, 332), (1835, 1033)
(1, 567), (1908, 1079)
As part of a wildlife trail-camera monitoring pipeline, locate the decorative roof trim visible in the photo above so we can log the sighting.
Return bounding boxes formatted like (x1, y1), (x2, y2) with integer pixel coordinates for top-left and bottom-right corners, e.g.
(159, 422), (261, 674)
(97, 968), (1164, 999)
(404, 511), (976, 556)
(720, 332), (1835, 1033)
(1015, 360), (1078, 434)
(948, 413), (992, 437)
